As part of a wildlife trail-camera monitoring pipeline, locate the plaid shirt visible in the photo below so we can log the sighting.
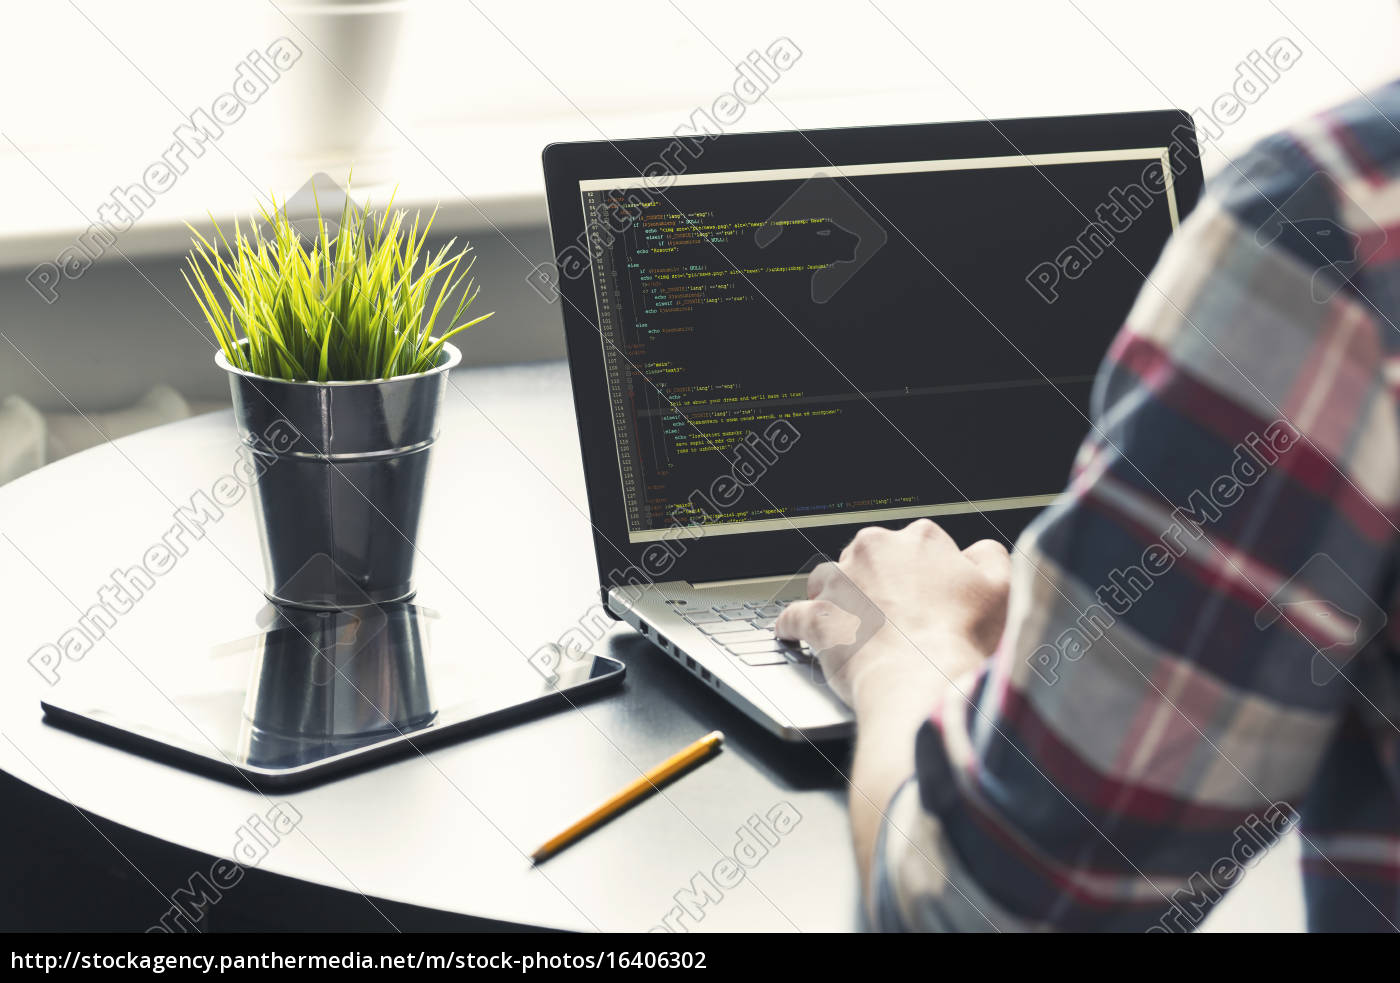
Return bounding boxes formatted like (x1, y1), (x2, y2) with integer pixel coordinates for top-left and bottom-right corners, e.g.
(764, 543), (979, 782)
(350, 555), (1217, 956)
(875, 85), (1400, 933)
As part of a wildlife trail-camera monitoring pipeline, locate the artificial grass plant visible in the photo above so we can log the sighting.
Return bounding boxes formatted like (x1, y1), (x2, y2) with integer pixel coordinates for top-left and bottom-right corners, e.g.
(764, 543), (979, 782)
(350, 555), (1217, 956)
(184, 181), (493, 382)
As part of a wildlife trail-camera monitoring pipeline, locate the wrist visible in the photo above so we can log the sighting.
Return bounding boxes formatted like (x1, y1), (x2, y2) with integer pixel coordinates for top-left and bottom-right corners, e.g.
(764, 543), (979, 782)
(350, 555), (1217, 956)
(849, 631), (983, 716)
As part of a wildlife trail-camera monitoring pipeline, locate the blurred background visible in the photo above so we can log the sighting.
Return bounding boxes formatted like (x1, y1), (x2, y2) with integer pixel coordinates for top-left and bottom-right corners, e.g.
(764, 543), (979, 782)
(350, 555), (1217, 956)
(3, 0), (1399, 482)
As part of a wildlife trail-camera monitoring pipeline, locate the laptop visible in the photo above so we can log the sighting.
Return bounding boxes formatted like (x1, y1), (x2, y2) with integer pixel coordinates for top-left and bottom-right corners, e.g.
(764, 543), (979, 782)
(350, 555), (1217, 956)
(541, 110), (1204, 741)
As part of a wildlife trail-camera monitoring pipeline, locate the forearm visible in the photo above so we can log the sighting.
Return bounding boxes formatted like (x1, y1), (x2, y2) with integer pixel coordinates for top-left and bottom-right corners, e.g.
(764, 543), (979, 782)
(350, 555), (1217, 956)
(846, 634), (985, 907)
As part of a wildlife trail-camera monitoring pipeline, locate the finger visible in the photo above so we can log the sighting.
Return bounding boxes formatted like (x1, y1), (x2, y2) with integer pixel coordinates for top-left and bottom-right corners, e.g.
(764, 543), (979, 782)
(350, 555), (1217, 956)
(776, 599), (814, 640)
(963, 538), (1011, 579)
(813, 568), (887, 641)
(805, 561), (840, 599)
(776, 599), (853, 647)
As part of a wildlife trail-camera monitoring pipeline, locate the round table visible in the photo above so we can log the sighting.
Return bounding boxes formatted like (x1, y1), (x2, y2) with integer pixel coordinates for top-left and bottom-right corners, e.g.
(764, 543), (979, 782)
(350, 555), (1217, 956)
(0, 360), (1298, 932)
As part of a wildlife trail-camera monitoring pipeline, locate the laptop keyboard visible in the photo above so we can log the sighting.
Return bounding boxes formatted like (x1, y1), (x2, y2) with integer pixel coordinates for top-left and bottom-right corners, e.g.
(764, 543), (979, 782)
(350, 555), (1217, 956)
(675, 600), (814, 667)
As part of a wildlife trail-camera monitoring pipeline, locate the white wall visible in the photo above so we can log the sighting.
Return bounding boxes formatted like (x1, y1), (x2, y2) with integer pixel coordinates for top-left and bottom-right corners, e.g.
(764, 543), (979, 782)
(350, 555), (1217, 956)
(3, 0), (1398, 412)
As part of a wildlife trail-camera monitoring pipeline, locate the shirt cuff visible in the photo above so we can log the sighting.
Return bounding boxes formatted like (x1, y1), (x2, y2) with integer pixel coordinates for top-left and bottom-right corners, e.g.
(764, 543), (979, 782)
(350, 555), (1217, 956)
(872, 776), (1047, 932)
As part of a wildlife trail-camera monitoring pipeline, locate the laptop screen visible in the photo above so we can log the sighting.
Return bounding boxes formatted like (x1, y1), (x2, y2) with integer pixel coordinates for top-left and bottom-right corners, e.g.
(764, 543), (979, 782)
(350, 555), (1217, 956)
(578, 149), (1183, 544)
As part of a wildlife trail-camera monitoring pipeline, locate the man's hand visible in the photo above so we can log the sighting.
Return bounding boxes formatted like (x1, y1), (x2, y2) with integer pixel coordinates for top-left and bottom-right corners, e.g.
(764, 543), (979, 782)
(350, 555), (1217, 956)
(774, 518), (1013, 903)
(775, 518), (1011, 706)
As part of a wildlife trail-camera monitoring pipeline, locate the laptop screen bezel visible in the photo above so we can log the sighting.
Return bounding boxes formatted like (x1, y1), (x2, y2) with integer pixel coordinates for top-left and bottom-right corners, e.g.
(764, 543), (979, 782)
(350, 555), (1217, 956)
(541, 111), (1204, 590)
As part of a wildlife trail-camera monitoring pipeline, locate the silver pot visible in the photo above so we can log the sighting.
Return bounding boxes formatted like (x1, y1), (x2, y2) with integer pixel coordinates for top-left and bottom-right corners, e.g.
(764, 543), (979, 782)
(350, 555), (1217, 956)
(217, 342), (459, 608)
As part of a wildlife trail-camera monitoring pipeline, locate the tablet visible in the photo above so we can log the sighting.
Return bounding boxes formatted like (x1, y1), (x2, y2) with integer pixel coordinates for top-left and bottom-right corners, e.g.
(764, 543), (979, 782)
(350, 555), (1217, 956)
(41, 602), (626, 790)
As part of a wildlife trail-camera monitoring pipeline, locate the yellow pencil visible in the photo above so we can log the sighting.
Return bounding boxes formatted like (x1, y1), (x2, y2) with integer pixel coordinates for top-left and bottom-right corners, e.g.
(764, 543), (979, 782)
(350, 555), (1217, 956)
(530, 730), (725, 863)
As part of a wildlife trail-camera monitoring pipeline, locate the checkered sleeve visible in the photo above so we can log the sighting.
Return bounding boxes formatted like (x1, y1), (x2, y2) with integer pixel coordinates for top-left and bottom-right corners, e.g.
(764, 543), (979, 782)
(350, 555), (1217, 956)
(874, 128), (1400, 932)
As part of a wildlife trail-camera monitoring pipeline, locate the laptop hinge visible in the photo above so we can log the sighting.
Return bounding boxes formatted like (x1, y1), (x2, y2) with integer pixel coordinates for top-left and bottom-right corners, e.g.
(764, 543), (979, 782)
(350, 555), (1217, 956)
(604, 581), (687, 608)
(688, 573), (805, 590)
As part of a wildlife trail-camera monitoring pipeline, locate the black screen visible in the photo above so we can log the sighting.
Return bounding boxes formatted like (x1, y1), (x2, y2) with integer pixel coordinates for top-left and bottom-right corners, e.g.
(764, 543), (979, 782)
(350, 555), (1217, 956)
(581, 153), (1179, 542)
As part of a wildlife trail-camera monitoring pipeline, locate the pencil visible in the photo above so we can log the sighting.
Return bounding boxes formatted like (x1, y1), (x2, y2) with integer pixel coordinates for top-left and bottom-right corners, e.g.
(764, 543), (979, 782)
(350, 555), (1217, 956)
(530, 730), (725, 863)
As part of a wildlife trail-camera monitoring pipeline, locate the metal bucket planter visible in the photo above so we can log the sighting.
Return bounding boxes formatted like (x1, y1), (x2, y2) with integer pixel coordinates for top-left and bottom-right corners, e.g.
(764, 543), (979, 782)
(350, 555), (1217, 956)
(217, 341), (460, 609)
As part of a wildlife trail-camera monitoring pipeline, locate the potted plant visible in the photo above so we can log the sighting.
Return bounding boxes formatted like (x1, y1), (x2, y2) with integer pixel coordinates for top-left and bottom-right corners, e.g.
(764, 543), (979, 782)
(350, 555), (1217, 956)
(184, 184), (492, 609)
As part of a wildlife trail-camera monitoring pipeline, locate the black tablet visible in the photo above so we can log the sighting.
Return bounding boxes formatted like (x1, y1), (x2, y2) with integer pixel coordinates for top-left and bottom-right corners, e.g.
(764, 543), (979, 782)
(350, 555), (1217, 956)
(41, 603), (626, 790)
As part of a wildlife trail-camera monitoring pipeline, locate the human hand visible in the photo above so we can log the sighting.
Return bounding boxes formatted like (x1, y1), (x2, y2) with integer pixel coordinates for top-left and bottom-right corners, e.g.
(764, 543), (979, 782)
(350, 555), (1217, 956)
(775, 519), (1011, 707)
